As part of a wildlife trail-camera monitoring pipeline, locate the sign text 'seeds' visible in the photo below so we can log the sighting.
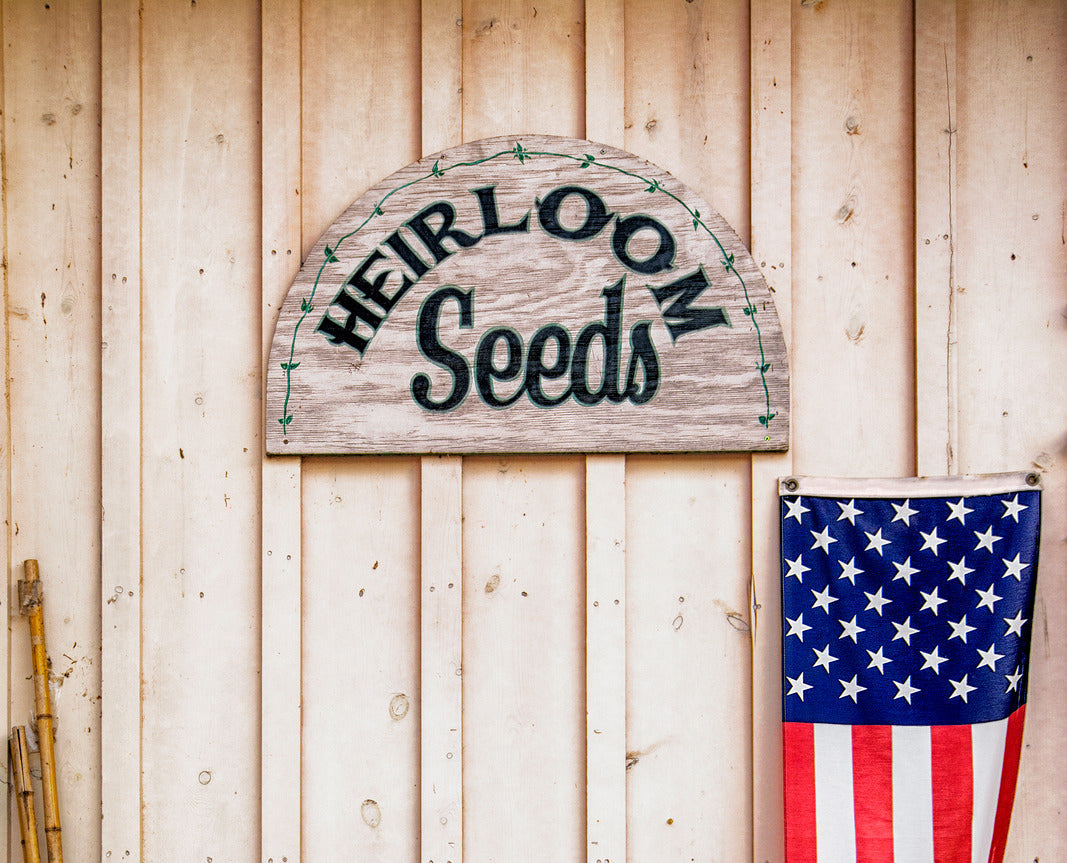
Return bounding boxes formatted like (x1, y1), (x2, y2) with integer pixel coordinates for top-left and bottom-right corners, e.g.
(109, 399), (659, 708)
(266, 136), (789, 454)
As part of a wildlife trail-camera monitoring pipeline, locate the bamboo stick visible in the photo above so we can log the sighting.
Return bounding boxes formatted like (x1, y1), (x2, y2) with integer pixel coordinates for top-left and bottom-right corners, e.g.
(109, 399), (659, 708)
(20, 560), (63, 863)
(10, 726), (42, 863)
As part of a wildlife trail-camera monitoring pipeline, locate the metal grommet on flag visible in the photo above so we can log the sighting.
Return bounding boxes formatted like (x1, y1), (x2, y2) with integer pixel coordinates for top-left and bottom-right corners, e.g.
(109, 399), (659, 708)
(778, 472), (1041, 863)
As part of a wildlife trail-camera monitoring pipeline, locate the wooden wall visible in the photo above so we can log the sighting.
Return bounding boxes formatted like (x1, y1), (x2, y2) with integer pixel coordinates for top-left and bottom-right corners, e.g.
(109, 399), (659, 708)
(0, 1), (1063, 861)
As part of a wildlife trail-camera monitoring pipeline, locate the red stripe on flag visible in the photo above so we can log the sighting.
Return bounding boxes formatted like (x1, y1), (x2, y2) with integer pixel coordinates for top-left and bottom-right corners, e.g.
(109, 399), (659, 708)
(930, 724), (973, 863)
(987, 705), (1026, 863)
(852, 725), (893, 863)
(783, 722), (817, 863)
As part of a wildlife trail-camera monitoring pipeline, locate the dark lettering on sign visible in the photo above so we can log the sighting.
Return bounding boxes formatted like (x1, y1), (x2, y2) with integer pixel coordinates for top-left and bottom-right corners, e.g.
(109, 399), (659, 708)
(612, 214), (676, 275)
(537, 186), (613, 242)
(412, 279), (659, 412)
(411, 286), (473, 412)
(315, 185), (725, 410)
(648, 266), (731, 342)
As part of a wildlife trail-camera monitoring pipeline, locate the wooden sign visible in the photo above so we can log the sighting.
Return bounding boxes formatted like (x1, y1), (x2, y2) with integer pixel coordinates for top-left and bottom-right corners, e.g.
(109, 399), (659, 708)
(266, 135), (789, 454)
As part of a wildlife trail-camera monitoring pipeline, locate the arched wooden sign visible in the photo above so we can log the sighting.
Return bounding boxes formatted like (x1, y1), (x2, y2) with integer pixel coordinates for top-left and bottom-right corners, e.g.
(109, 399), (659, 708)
(267, 135), (789, 454)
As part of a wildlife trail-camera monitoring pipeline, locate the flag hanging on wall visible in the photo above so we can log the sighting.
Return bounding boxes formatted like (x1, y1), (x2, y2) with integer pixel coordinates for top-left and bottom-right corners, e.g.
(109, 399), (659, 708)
(779, 473), (1041, 863)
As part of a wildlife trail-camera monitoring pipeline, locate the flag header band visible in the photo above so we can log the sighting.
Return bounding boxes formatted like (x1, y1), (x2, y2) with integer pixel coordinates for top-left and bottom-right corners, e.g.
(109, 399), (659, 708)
(780, 472), (1041, 500)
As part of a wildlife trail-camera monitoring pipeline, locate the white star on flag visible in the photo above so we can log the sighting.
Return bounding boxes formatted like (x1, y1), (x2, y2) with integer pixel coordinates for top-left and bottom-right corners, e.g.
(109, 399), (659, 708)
(950, 675), (977, 702)
(838, 674), (866, 703)
(919, 645), (948, 674)
(1001, 554), (1028, 581)
(977, 643), (1005, 671)
(892, 556), (919, 585)
(785, 555), (809, 581)
(975, 584), (1003, 612)
(974, 525), (1002, 553)
(892, 616), (919, 645)
(946, 498), (974, 524)
(812, 645), (837, 673)
(811, 585), (837, 613)
(890, 498), (918, 525)
(893, 676), (919, 704)
(1004, 610), (1027, 638)
(837, 557), (862, 584)
(837, 499), (862, 524)
(1001, 495), (1027, 522)
(786, 614), (812, 641)
(785, 497), (809, 522)
(864, 528), (890, 555)
(863, 586), (891, 616)
(947, 556), (973, 584)
(787, 673), (813, 700)
(948, 615), (976, 643)
(920, 527), (946, 555)
(839, 616), (865, 643)
(919, 586), (947, 615)
(866, 646), (891, 673)
(810, 525), (836, 553)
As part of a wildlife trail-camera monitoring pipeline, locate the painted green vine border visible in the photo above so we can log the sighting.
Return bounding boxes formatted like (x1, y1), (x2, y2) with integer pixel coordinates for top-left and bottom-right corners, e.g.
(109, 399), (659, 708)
(278, 142), (778, 437)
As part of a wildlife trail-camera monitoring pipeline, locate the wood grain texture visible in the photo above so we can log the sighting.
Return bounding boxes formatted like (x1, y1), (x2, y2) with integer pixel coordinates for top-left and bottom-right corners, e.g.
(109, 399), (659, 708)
(420, 456), (464, 863)
(261, 4), (303, 862)
(420, 9), (465, 863)
(139, 2), (261, 859)
(953, 4), (1067, 858)
(585, 454), (626, 863)
(4, 1), (102, 859)
(301, 457), (421, 863)
(266, 134), (789, 454)
(100, 0), (142, 858)
(792, 0), (916, 476)
(298, 6), (423, 862)
(915, 0), (958, 477)
(621, 6), (754, 861)
(460, 455), (587, 863)
(749, 1), (793, 860)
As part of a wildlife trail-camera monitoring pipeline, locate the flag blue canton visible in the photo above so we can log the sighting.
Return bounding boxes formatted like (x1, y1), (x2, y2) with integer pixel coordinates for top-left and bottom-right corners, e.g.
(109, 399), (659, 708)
(781, 490), (1040, 726)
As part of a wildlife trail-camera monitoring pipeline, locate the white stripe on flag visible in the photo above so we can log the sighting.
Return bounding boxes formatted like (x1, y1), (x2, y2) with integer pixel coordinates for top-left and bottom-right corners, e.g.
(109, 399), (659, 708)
(893, 724), (935, 863)
(971, 718), (1008, 863)
(813, 723), (857, 863)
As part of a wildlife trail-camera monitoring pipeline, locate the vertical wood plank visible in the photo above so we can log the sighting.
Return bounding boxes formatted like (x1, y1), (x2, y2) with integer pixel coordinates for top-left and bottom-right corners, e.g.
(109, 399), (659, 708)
(461, 0), (585, 141)
(584, 7), (626, 861)
(792, 0), (916, 476)
(4, 2), (102, 860)
(100, 0), (142, 859)
(139, 2), (261, 858)
(625, 454), (753, 863)
(585, 455), (626, 863)
(299, 4), (423, 862)
(301, 458), (422, 863)
(749, 1), (792, 861)
(622, 4), (753, 861)
(914, 0), (957, 477)
(0, 0), (10, 853)
(460, 6), (586, 863)
(624, 0), (751, 238)
(953, 3), (1067, 859)
(420, 456), (464, 863)
(261, 3), (303, 862)
(422, 0), (464, 153)
(421, 7), (465, 863)
(584, 0), (624, 146)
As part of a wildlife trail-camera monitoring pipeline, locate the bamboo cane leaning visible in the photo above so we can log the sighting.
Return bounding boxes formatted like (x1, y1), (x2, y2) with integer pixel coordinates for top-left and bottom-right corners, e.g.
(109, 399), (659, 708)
(10, 725), (42, 863)
(11, 559), (64, 863)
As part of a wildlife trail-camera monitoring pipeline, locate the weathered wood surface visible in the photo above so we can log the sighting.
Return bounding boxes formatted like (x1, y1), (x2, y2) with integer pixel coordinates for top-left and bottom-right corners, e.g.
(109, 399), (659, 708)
(0, 2), (1062, 862)
(266, 134), (789, 454)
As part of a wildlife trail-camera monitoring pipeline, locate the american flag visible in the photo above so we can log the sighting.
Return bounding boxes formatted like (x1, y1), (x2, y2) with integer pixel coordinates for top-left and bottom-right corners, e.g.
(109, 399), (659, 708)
(780, 474), (1041, 863)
